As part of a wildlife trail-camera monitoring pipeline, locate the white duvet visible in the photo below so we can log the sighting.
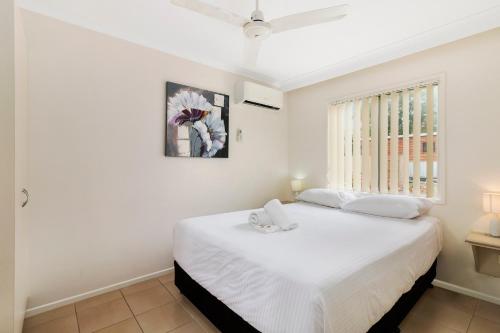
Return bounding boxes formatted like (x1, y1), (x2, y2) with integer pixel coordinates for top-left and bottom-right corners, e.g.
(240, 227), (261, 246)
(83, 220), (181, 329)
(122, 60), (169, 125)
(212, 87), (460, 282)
(173, 202), (442, 333)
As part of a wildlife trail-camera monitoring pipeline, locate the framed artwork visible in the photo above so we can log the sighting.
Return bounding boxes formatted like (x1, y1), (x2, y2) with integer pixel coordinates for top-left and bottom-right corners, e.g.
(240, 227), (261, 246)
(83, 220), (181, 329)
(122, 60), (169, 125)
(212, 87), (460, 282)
(165, 82), (229, 158)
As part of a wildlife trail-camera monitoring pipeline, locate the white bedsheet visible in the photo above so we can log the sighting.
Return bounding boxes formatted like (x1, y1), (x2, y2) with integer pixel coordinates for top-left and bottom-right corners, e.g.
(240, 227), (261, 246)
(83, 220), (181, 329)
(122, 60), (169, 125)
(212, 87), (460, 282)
(173, 202), (442, 333)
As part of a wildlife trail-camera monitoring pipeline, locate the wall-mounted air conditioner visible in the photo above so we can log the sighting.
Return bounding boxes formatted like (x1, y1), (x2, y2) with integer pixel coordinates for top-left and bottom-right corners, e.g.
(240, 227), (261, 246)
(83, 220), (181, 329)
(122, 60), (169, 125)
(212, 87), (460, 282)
(235, 81), (283, 110)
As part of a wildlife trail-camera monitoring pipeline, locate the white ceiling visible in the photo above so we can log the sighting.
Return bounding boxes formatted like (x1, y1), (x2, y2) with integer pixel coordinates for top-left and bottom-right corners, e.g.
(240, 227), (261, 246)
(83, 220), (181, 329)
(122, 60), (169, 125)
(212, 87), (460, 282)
(18, 0), (500, 91)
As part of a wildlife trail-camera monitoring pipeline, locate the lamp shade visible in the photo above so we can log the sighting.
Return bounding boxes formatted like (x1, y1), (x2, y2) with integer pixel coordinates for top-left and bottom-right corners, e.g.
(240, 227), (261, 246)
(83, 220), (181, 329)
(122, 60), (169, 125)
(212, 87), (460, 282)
(483, 193), (500, 213)
(291, 179), (303, 192)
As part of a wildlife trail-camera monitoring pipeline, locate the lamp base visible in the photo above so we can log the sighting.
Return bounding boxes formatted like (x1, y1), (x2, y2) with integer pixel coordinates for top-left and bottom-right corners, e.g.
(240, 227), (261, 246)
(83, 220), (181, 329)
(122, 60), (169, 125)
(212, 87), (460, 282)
(489, 215), (500, 237)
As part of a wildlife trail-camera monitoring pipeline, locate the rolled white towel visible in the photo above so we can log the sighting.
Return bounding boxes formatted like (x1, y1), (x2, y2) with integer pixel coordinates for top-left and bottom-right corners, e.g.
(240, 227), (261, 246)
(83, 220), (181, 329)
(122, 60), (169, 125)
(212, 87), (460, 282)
(263, 199), (298, 231)
(248, 211), (272, 226)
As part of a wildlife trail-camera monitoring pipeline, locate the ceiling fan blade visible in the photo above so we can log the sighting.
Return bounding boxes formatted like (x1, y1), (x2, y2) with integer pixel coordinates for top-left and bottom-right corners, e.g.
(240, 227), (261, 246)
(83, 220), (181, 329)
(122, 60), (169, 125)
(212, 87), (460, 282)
(243, 38), (262, 68)
(270, 4), (348, 33)
(170, 0), (248, 27)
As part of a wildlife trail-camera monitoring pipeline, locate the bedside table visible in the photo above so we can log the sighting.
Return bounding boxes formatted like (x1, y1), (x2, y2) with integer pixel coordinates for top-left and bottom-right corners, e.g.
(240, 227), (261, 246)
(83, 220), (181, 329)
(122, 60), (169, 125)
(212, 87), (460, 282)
(465, 232), (500, 277)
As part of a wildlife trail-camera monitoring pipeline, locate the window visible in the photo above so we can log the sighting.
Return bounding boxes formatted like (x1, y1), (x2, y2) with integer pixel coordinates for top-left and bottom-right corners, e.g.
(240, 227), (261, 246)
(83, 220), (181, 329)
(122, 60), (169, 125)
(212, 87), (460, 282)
(328, 80), (442, 200)
(422, 142), (436, 153)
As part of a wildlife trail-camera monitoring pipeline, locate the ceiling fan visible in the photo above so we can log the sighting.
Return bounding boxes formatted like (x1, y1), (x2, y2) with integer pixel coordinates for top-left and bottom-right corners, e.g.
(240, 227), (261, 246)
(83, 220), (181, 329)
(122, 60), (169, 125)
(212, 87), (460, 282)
(171, 0), (349, 65)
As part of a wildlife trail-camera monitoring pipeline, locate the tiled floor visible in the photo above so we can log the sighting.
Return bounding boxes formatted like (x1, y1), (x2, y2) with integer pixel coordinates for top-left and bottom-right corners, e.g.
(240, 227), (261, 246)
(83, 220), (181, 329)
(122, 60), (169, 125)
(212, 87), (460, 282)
(400, 286), (500, 333)
(24, 273), (500, 333)
(23, 272), (218, 333)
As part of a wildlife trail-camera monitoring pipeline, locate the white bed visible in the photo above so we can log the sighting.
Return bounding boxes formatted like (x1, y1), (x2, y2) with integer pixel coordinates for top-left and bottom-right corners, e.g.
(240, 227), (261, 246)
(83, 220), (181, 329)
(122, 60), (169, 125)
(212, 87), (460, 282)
(173, 202), (442, 333)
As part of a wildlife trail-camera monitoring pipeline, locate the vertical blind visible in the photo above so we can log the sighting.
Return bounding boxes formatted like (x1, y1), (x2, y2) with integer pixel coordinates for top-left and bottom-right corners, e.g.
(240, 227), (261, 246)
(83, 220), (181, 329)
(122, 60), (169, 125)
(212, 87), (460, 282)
(328, 82), (439, 198)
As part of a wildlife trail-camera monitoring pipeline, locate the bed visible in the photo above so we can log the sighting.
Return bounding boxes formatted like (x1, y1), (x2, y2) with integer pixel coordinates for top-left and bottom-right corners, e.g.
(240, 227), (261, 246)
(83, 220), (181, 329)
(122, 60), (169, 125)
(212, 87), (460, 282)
(173, 202), (442, 333)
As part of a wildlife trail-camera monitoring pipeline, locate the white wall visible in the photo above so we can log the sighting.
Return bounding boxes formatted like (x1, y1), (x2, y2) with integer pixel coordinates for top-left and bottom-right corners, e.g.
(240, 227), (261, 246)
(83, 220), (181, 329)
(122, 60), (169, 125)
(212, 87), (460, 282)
(23, 10), (289, 308)
(288, 28), (500, 298)
(0, 0), (16, 331)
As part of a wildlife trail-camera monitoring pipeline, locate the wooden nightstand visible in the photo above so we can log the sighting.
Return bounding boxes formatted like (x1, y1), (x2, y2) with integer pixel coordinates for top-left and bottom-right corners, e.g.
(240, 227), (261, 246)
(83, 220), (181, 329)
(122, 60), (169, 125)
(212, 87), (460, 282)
(465, 232), (500, 277)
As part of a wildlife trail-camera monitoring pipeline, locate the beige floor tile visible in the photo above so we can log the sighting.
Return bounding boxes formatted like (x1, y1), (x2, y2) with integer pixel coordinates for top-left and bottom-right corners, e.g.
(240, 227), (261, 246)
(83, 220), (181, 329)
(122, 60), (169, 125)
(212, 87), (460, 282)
(124, 285), (175, 315)
(170, 321), (206, 333)
(77, 298), (132, 333)
(94, 318), (142, 333)
(411, 295), (472, 333)
(179, 297), (220, 333)
(399, 313), (460, 333)
(164, 281), (182, 300)
(23, 304), (75, 329)
(178, 297), (204, 320)
(475, 301), (500, 325)
(75, 290), (123, 313)
(425, 287), (479, 314)
(23, 314), (78, 333)
(121, 278), (162, 296)
(136, 302), (192, 333)
(192, 314), (220, 333)
(468, 316), (500, 333)
(158, 271), (174, 285)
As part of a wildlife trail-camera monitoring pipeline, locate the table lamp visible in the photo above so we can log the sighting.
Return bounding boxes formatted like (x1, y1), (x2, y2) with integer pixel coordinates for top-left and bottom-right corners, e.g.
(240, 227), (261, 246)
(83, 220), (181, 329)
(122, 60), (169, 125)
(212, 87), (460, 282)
(483, 193), (500, 237)
(291, 179), (304, 198)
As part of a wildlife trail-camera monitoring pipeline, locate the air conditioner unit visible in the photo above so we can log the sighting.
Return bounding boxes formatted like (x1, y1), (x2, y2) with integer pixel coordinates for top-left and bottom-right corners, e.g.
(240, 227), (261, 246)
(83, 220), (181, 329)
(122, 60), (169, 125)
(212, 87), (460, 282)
(235, 81), (283, 110)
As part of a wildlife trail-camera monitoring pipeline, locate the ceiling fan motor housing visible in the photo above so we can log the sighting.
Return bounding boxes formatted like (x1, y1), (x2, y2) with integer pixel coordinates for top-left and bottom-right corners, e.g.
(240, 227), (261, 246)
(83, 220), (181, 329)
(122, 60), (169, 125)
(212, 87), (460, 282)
(244, 20), (271, 39)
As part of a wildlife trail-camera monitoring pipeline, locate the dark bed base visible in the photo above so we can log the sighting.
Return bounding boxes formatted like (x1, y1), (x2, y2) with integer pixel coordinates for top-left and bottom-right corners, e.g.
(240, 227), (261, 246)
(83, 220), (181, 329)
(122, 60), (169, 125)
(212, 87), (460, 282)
(175, 260), (437, 333)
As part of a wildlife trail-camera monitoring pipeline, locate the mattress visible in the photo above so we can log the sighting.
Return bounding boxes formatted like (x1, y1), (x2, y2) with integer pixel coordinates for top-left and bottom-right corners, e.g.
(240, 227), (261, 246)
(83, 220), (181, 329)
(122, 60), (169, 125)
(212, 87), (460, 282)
(173, 202), (442, 333)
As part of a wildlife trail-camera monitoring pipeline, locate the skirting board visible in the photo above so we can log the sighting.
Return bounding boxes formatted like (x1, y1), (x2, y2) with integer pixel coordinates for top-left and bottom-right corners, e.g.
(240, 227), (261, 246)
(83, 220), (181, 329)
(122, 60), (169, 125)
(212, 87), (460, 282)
(25, 266), (174, 318)
(432, 279), (500, 305)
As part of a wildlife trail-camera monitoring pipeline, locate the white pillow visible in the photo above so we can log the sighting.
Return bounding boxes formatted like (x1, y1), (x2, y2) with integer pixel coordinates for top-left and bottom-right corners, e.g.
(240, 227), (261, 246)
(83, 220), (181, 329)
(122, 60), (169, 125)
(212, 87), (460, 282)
(340, 194), (433, 219)
(297, 189), (357, 208)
